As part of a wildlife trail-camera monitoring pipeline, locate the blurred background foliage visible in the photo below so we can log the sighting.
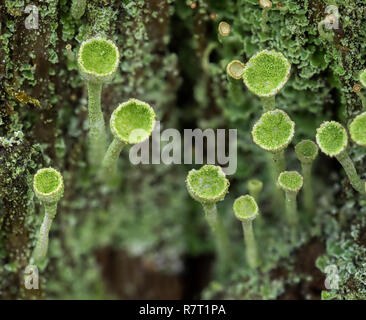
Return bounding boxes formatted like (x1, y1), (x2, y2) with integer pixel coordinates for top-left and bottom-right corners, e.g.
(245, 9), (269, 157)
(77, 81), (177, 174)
(0, 0), (366, 299)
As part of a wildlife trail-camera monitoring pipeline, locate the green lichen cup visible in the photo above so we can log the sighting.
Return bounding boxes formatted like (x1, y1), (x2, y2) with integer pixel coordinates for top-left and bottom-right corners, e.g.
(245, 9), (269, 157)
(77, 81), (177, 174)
(186, 165), (232, 272)
(33, 168), (64, 206)
(243, 50), (291, 110)
(32, 168), (64, 264)
(186, 165), (229, 205)
(316, 121), (348, 157)
(316, 121), (364, 194)
(233, 195), (259, 222)
(295, 140), (319, 165)
(110, 99), (156, 145)
(78, 37), (120, 84)
(252, 109), (295, 153)
(349, 112), (366, 147)
(233, 195), (259, 268)
(101, 99), (156, 181)
(247, 179), (263, 202)
(278, 171), (303, 226)
(295, 140), (318, 215)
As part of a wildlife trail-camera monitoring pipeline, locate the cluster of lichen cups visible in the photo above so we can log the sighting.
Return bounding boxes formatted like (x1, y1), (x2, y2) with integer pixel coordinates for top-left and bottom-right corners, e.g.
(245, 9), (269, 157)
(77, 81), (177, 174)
(29, 38), (157, 263)
(77, 37), (156, 180)
(77, 37), (120, 167)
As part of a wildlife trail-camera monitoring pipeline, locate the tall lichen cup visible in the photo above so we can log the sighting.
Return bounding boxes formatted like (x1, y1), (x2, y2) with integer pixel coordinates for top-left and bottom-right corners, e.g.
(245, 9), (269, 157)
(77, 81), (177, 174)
(32, 168), (64, 264)
(242, 50), (291, 111)
(316, 121), (364, 194)
(186, 165), (232, 272)
(233, 195), (259, 268)
(100, 98), (156, 182)
(226, 60), (245, 103)
(252, 109), (295, 178)
(295, 140), (319, 215)
(278, 171), (303, 226)
(78, 37), (120, 167)
(247, 179), (263, 202)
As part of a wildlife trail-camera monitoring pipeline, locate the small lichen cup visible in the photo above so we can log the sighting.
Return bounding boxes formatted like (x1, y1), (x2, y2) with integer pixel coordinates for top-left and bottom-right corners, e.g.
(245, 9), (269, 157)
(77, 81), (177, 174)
(350, 112), (366, 147)
(100, 98), (156, 181)
(252, 109), (295, 178)
(218, 21), (231, 43)
(247, 179), (263, 202)
(316, 121), (364, 194)
(278, 171), (303, 226)
(226, 60), (245, 103)
(233, 195), (259, 268)
(78, 37), (120, 167)
(295, 140), (318, 214)
(186, 165), (232, 271)
(32, 168), (64, 264)
(243, 50), (291, 111)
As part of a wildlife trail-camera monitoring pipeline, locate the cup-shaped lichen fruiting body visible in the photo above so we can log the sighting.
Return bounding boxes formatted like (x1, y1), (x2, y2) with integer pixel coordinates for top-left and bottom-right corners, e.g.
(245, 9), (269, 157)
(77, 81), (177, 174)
(186, 165), (230, 206)
(316, 121), (348, 157)
(33, 168), (64, 206)
(247, 179), (263, 202)
(227, 60), (245, 81)
(110, 99), (156, 145)
(295, 140), (319, 165)
(360, 70), (366, 88)
(32, 168), (63, 263)
(350, 112), (366, 147)
(233, 195), (259, 268)
(252, 109), (295, 178)
(101, 99), (156, 179)
(316, 121), (364, 194)
(218, 21), (231, 37)
(295, 140), (318, 214)
(278, 171), (303, 226)
(252, 109), (295, 153)
(78, 37), (120, 84)
(243, 50), (291, 111)
(186, 165), (232, 271)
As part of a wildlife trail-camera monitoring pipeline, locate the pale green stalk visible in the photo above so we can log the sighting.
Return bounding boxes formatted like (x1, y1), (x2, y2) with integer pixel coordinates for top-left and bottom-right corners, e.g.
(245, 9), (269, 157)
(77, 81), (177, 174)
(32, 203), (57, 263)
(87, 81), (107, 167)
(241, 220), (258, 268)
(301, 162), (314, 214)
(261, 96), (275, 112)
(101, 138), (125, 178)
(336, 150), (364, 194)
(272, 150), (286, 178)
(202, 203), (232, 270)
(284, 191), (298, 226)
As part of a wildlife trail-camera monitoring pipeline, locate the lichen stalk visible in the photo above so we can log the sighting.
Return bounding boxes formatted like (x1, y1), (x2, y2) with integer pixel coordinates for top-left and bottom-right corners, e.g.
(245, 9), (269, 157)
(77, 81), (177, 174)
(272, 150), (286, 178)
(336, 150), (364, 194)
(100, 138), (125, 178)
(241, 220), (258, 268)
(301, 162), (314, 214)
(87, 81), (107, 167)
(261, 96), (276, 112)
(202, 203), (232, 270)
(284, 191), (298, 226)
(32, 208), (55, 264)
